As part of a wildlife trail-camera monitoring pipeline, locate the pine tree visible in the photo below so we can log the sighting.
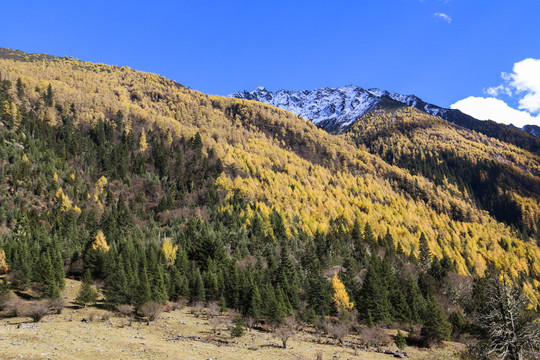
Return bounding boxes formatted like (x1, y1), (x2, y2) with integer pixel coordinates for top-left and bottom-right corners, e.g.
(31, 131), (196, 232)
(363, 222), (377, 249)
(134, 267), (152, 309)
(190, 268), (206, 303)
(360, 258), (391, 324)
(394, 330), (406, 350)
(247, 284), (262, 319)
(418, 233), (431, 270)
(151, 266), (168, 304)
(106, 263), (129, 306)
(405, 274), (425, 323)
(230, 313), (245, 337)
(77, 270), (98, 306)
(421, 295), (451, 341)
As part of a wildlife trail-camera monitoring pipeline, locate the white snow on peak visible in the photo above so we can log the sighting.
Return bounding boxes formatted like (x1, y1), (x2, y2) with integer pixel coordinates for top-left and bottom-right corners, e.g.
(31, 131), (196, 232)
(230, 85), (452, 133)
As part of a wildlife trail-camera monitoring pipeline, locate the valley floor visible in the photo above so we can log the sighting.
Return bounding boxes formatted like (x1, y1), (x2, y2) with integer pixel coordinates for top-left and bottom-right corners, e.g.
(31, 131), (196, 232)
(0, 280), (464, 360)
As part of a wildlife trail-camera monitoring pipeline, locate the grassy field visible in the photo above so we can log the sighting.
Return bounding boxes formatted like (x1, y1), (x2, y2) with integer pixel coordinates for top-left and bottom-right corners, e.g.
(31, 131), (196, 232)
(0, 279), (464, 360)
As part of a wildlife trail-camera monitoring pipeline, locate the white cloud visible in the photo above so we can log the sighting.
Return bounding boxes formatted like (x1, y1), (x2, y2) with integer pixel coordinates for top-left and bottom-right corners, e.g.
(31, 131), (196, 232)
(451, 96), (539, 128)
(434, 12), (452, 23)
(484, 84), (511, 97)
(505, 58), (540, 114)
(452, 58), (540, 128)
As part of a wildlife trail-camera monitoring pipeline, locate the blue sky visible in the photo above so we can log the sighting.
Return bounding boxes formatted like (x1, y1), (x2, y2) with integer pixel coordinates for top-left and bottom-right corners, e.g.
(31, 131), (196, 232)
(1, 1), (539, 126)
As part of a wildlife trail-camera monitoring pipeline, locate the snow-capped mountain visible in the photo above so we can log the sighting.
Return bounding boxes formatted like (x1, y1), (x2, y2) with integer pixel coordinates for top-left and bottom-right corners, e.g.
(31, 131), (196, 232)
(230, 85), (458, 133)
(523, 124), (540, 137)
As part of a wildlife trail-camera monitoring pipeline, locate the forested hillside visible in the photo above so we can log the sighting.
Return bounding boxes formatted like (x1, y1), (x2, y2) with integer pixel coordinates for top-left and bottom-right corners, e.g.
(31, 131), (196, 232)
(0, 48), (539, 355)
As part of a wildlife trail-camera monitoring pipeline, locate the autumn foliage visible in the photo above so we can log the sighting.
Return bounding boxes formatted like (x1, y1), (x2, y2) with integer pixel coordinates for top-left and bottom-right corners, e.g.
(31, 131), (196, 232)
(332, 274), (354, 314)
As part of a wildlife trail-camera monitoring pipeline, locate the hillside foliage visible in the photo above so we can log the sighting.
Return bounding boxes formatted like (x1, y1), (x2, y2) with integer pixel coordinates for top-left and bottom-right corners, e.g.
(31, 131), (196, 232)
(0, 49), (539, 343)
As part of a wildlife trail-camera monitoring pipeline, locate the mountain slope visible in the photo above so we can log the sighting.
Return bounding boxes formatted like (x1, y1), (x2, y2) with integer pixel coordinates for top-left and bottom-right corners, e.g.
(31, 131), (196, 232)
(0, 48), (539, 309)
(231, 85), (540, 154)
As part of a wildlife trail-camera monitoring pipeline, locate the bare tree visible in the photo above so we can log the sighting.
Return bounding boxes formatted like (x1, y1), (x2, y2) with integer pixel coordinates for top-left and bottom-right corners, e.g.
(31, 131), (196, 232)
(139, 301), (163, 322)
(276, 326), (294, 348)
(476, 275), (540, 360)
(208, 316), (223, 334)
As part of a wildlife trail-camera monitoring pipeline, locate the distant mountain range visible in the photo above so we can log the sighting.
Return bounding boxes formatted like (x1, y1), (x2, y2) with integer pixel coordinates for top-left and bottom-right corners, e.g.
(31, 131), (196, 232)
(231, 86), (540, 153)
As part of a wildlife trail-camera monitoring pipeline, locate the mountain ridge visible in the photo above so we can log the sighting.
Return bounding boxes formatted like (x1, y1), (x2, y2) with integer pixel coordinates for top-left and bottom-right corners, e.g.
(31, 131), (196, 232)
(231, 85), (540, 154)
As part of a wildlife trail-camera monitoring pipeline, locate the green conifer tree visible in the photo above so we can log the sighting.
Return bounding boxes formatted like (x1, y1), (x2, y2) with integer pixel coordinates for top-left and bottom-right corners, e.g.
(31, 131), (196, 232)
(421, 295), (451, 341)
(77, 270), (98, 306)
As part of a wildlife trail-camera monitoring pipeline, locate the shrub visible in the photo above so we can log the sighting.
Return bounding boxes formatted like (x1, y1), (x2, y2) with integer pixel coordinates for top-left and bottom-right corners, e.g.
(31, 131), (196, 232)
(140, 301), (162, 322)
(48, 298), (65, 314)
(358, 326), (391, 347)
(26, 301), (49, 322)
(1, 296), (25, 317)
(327, 322), (350, 345)
(118, 304), (134, 318)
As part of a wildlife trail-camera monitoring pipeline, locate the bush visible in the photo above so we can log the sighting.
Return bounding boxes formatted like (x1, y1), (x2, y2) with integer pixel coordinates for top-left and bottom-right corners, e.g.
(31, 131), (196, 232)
(0, 296), (25, 317)
(48, 298), (65, 314)
(358, 326), (391, 347)
(118, 304), (134, 318)
(140, 301), (162, 322)
(26, 301), (49, 322)
(327, 322), (350, 345)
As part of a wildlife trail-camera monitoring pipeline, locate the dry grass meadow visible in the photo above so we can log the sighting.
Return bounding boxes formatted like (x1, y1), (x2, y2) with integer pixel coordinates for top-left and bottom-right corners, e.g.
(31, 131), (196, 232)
(0, 279), (464, 360)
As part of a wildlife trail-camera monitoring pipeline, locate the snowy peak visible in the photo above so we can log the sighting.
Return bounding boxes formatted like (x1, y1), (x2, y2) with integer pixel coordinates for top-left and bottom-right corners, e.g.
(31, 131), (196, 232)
(231, 85), (387, 133)
(230, 85), (451, 133)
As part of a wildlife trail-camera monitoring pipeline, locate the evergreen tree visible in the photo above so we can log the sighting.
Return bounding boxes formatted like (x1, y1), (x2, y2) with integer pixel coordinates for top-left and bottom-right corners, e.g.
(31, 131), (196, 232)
(133, 267), (152, 309)
(77, 270), (98, 306)
(190, 268), (206, 303)
(360, 258), (391, 324)
(405, 274), (425, 323)
(106, 263), (129, 306)
(418, 233), (431, 270)
(230, 313), (245, 337)
(394, 330), (406, 350)
(421, 295), (451, 341)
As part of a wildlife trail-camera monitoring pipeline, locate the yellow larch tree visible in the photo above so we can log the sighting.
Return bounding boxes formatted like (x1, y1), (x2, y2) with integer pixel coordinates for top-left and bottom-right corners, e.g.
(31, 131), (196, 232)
(0, 248), (8, 274)
(332, 273), (354, 314)
(161, 238), (178, 267)
(139, 129), (148, 152)
(92, 230), (110, 252)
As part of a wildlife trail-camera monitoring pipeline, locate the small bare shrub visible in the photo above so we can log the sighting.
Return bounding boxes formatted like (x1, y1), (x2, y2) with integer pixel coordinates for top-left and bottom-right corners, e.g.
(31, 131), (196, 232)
(101, 311), (112, 321)
(191, 301), (205, 317)
(315, 350), (323, 360)
(208, 316), (223, 334)
(48, 298), (65, 314)
(118, 304), (134, 318)
(172, 298), (187, 311)
(26, 301), (49, 322)
(358, 326), (391, 347)
(327, 322), (350, 345)
(207, 301), (219, 317)
(88, 311), (99, 322)
(140, 301), (163, 322)
(1, 296), (25, 317)
(244, 316), (256, 330)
